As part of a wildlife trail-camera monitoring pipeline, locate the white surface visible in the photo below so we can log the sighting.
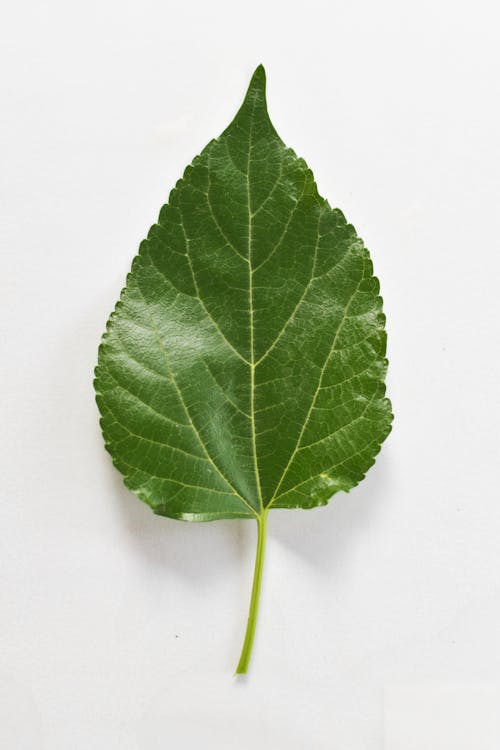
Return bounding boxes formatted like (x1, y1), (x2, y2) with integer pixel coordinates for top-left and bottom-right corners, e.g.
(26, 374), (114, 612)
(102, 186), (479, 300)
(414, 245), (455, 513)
(384, 684), (500, 749)
(1, 1), (500, 748)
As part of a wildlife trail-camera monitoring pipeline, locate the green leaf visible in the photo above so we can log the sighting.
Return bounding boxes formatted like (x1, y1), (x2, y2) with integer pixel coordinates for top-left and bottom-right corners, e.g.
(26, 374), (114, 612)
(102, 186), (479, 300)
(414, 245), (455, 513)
(95, 65), (393, 672)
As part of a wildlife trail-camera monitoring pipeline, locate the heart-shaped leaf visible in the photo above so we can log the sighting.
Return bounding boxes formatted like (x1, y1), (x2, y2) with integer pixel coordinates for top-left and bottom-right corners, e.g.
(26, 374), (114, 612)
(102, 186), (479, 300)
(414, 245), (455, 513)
(95, 66), (393, 672)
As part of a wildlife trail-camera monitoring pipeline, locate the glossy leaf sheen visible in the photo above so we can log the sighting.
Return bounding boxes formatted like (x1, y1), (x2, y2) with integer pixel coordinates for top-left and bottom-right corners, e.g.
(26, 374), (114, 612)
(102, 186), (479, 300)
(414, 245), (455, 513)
(95, 66), (392, 671)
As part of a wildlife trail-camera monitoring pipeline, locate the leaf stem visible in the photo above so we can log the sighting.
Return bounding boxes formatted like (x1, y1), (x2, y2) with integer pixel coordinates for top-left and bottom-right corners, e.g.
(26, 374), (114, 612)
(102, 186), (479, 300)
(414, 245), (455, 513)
(235, 511), (268, 674)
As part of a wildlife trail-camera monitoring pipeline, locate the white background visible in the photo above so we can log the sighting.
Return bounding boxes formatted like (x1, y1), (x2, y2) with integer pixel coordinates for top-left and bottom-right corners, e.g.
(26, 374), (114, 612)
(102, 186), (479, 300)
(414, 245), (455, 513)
(2, 1), (500, 748)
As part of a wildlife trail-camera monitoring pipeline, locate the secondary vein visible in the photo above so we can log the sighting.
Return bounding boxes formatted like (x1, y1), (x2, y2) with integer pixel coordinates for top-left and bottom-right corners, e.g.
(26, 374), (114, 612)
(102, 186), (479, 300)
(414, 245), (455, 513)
(266, 273), (364, 507)
(134, 281), (259, 519)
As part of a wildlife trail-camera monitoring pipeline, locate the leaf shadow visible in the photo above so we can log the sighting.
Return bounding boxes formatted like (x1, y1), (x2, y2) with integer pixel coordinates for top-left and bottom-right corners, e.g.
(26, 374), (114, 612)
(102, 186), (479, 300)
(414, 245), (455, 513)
(267, 452), (393, 576)
(106, 462), (254, 584)
(107, 445), (392, 587)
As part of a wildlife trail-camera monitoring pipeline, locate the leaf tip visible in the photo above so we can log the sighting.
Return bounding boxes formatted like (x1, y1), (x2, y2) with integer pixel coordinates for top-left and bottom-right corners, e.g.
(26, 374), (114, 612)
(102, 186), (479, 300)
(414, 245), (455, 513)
(252, 63), (266, 77)
(246, 64), (267, 99)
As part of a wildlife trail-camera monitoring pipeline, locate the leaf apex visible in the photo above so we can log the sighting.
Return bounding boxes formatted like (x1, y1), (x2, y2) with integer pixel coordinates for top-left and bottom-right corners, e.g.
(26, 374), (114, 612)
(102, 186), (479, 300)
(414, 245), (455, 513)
(246, 64), (267, 99)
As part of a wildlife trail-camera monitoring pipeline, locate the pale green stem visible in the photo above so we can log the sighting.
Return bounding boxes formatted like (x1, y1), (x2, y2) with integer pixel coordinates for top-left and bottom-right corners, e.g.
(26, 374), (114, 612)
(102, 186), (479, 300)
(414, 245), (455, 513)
(235, 511), (268, 674)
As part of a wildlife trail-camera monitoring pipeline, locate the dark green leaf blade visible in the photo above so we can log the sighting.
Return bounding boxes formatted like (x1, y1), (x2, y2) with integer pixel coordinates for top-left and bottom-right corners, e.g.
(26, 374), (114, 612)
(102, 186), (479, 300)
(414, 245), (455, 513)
(95, 65), (392, 522)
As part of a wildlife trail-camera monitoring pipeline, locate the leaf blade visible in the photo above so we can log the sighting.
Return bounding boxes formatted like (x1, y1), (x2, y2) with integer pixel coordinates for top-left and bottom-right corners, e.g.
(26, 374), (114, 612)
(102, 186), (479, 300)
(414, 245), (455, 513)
(95, 66), (392, 521)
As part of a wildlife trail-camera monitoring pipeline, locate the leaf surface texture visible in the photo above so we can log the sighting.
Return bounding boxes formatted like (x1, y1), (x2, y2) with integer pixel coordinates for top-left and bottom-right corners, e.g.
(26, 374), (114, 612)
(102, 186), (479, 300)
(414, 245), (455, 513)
(95, 66), (392, 522)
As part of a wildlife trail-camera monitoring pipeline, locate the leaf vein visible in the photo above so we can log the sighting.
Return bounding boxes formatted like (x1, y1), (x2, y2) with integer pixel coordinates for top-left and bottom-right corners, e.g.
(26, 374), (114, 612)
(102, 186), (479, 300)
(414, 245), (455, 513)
(266, 271), (364, 507)
(134, 281), (259, 518)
